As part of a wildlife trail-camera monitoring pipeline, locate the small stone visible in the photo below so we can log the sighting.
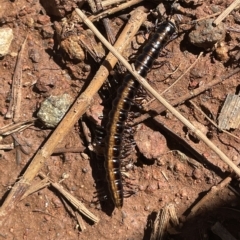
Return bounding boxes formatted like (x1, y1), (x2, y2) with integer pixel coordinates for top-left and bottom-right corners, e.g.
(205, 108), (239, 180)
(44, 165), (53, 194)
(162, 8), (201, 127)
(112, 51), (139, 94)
(37, 15), (51, 25)
(215, 41), (229, 62)
(37, 93), (73, 127)
(134, 125), (167, 160)
(144, 205), (150, 211)
(29, 48), (40, 63)
(41, 25), (54, 39)
(0, 28), (13, 57)
(189, 19), (226, 50)
(192, 168), (202, 179)
(60, 36), (85, 61)
(81, 152), (89, 160)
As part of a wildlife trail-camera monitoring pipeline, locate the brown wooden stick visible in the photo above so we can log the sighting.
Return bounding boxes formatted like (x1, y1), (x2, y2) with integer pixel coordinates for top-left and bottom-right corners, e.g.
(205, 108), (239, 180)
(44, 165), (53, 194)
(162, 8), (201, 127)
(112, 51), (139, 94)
(0, 7), (147, 226)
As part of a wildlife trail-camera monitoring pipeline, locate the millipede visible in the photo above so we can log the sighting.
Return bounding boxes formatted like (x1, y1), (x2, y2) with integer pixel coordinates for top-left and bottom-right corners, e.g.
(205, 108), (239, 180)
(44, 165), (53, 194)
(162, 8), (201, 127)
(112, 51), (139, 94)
(104, 20), (177, 208)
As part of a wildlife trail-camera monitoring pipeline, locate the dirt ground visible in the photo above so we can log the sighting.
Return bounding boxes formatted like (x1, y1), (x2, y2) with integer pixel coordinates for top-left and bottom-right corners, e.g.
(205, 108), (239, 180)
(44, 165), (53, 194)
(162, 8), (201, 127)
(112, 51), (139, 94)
(0, 0), (240, 239)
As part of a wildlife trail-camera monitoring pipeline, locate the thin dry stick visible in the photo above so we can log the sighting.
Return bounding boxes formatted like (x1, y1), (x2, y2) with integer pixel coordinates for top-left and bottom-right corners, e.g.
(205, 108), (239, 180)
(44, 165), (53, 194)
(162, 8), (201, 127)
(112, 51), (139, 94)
(213, 0), (240, 26)
(189, 175), (232, 216)
(133, 67), (240, 124)
(75, 211), (86, 231)
(38, 172), (99, 223)
(0, 7), (147, 226)
(5, 36), (28, 122)
(189, 100), (240, 141)
(0, 144), (14, 150)
(182, 12), (221, 26)
(20, 178), (50, 200)
(75, 8), (240, 177)
(160, 52), (203, 95)
(102, 0), (127, 7)
(88, 0), (144, 22)
(0, 119), (35, 136)
(39, 173), (99, 223)
(51, 181), (99, 223)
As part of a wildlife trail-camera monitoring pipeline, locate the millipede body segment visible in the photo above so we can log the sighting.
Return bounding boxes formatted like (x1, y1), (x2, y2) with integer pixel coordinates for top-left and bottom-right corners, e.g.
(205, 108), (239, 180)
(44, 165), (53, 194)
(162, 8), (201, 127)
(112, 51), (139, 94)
(104, 20), (177, 208)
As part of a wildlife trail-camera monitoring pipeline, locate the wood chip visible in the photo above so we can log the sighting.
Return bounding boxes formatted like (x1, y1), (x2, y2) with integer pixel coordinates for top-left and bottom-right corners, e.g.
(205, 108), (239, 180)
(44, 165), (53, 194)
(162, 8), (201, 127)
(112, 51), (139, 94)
(218, 94), (240, 130)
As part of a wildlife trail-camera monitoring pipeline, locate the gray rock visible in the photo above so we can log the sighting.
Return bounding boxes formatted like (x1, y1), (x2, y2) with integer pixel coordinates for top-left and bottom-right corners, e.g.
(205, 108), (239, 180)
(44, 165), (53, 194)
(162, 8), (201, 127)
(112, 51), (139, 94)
(189, 19), (226, 50)
(0, 28), (13, 57)
(37, 93), (73, 127)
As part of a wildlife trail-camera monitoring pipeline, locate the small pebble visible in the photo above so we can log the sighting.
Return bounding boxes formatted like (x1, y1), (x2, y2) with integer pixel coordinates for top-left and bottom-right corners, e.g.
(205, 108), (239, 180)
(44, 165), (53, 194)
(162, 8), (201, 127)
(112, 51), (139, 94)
(0, 28), (13, 57)
(144, 205), (150, 211)
(37, 94), (73, 127)
(189, 19), (226, 50)
(192, 168), (202, 179)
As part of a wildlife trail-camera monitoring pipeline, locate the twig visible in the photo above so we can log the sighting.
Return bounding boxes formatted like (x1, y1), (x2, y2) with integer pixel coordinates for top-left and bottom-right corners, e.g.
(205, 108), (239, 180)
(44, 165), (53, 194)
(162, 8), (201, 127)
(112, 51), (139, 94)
(20, 177), (50, 200)
(182, 12), (221, 26)
(0, 144), (14, 150)
(5, 36), (28, 122)
(75, 211), (87, 231)
(32, 209), (55, 218)
(189, 175), (232, 216)
(13, 137), (21, 165)
(213, 0), (240, 26)
(0, 119), (35, 136)
(102, 0), (128, 8)
(38, 172), (99, 223)
(133, 67), (240, 124)
(0, 7), (147, 226)
(88, 0), (144, 22)
(75, 8), (240, 178)
(160, 52), (203, 95)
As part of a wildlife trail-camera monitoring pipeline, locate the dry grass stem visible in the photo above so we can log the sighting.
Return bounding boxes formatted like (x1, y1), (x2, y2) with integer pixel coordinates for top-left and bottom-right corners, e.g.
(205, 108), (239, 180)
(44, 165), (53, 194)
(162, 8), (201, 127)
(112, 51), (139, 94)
(213, 0), (240, 26)
(0, 7), (147, 226)
(75, 8), (240, 177)
(37, 172), (99, 223)
(75, 211), (87, 231)
(20, 178), (50, 200)
(51, 181), (99, 223)
(0, 144), (14, 150)
(0, 119), (35, 136)
(102, 0), (128, 8)
(5, 36), (28, 122)
(88, 0), (144, 22)
(183, 12), (221, 26)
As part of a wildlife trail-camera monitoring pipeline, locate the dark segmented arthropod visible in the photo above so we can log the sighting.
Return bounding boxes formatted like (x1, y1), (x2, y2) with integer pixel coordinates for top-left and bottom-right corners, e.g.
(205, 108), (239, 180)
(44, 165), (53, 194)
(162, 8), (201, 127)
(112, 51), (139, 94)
(104, 20), (177, 208)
